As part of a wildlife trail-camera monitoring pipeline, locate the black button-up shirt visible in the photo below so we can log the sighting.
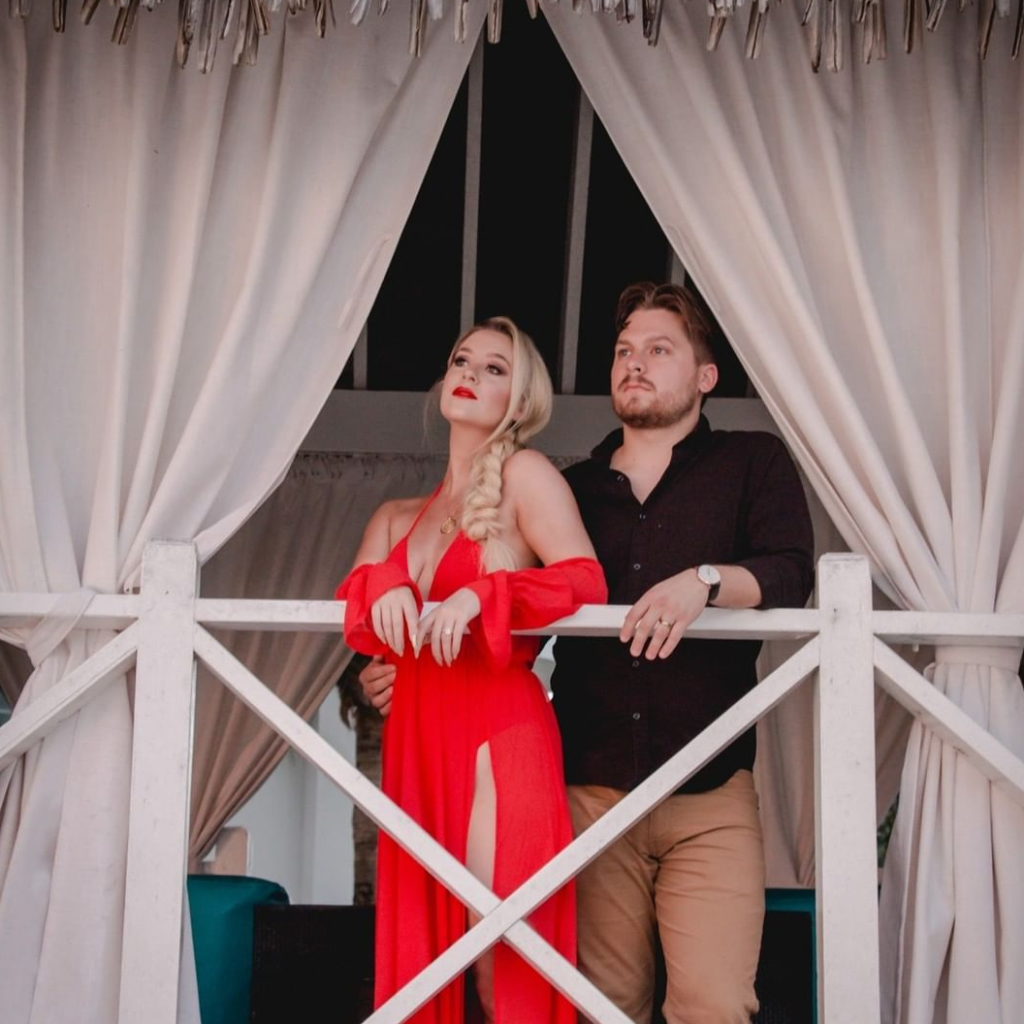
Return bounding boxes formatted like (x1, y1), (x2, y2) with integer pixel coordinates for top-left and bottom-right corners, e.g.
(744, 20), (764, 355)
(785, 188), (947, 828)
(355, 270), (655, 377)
(552, 415), (815, 794)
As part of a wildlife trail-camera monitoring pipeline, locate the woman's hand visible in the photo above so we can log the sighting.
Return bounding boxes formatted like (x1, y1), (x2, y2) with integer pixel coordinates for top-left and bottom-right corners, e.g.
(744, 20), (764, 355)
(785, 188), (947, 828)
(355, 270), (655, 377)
(370, 586), (420, 657)
(417, 588), (482, 666)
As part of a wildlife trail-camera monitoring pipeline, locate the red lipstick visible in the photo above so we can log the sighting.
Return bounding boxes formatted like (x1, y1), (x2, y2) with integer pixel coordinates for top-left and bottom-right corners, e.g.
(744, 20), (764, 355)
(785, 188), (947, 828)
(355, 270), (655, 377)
(452, 387), (477, 399)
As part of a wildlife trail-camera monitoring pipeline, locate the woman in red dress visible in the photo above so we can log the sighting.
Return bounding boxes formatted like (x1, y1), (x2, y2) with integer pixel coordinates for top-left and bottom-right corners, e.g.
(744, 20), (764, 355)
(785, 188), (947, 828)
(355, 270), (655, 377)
(337, 318), (606, 1024)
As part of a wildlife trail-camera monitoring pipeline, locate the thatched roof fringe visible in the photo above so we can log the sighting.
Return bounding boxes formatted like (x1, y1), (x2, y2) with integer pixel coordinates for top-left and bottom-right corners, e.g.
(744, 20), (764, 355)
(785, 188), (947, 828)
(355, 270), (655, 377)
(11, 0), (1021, 71)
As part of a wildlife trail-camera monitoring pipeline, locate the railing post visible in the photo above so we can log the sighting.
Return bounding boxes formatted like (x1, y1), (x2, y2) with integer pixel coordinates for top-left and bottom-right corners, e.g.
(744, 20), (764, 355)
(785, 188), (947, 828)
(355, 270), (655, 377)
(119, 541), (199, 1024)
(815, 554), (880, 1024)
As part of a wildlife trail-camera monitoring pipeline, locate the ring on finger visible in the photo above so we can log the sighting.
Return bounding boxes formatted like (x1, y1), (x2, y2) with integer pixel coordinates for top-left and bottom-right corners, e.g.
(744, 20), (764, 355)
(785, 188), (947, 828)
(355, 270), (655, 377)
(656, 619), (673, 629)
(442, 627), (454, 637)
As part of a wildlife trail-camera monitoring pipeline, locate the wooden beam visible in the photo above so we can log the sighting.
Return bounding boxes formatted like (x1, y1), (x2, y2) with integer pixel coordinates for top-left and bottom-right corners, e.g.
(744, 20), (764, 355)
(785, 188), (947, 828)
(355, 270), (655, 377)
(119, 543), (199, 1024)
(814, 555), (880, 1024)
(558, 90), (594, 395)
(0, 593), (140, 631)
(0, 624), (139, 772)
(193, 598), (820, 640)
(461, 37), (484, 331)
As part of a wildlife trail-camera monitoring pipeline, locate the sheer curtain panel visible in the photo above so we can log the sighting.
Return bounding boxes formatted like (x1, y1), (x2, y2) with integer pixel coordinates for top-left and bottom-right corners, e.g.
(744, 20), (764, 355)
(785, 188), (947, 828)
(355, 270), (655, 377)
(0, 5), (484, 1022)
(545, 8), (1024, 1023)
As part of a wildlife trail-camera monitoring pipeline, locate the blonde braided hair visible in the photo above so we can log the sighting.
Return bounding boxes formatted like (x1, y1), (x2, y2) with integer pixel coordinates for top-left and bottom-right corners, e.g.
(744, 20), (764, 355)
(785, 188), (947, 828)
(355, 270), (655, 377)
(451, 317), (553, 572)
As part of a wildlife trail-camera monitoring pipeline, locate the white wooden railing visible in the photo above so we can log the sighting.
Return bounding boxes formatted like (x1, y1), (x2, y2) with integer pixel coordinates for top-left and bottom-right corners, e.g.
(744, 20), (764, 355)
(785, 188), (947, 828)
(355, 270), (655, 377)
(2, 541), (1024, 1024)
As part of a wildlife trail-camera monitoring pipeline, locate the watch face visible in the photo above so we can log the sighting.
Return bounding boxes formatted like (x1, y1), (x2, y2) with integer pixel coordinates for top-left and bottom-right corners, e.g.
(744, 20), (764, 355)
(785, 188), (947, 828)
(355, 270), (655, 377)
(698, 564), (720, 586)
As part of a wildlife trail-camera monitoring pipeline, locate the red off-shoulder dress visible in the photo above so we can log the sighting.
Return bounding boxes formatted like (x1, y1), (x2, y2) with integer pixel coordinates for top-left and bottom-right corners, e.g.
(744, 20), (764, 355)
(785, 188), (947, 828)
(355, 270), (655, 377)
(337, 507), (606, 1024)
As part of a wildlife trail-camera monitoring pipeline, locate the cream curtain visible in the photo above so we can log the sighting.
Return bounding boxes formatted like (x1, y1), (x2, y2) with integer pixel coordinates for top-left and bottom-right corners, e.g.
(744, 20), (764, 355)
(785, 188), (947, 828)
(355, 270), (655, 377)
(191, 453), (445, 868)
(0, 4), (483, 1021)
(754, 503), (917, 888)
(545, 7), (1024, 1023)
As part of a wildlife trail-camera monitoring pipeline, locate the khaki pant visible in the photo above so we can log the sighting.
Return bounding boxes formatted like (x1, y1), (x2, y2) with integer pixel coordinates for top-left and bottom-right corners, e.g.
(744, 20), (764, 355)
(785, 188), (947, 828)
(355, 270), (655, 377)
(568, 771), (765, 1024)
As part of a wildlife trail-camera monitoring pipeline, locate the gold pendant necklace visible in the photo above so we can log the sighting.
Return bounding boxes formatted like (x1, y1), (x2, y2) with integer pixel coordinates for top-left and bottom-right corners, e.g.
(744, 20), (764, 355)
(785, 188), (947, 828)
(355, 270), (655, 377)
(438, 484), (461, 534)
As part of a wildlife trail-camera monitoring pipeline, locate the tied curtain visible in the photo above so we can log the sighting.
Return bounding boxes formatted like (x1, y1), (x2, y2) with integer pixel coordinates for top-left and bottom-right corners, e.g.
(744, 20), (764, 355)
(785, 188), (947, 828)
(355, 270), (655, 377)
(0, 5), (484, 1023)
(1, 453), (448, 882)
(545, 6), (1024, 1024)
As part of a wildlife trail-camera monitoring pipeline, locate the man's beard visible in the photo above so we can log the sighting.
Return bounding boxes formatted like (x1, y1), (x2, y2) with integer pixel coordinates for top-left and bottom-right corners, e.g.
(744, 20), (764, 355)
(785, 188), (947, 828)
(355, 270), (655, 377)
(612, 381), (699, 429)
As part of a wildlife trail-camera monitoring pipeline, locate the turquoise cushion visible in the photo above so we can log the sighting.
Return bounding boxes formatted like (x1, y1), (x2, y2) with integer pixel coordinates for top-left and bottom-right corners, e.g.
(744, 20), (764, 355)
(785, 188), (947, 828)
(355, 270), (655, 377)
(764, 888), (817, 1024)
(188, 875), (290, 1024)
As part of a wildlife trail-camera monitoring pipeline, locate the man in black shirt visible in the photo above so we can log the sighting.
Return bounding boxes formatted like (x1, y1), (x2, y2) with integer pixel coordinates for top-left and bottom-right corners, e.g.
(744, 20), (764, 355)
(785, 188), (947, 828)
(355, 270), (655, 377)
(552, 282), (813, 1024)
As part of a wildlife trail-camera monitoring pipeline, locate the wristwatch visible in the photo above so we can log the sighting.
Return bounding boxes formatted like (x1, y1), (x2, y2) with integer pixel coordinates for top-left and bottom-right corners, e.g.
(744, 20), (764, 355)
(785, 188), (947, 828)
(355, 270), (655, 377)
(695, 564), (721, 604)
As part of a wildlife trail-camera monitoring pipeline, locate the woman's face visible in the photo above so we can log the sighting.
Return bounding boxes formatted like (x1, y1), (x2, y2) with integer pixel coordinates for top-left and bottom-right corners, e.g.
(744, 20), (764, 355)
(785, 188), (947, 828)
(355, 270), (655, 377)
(440, 328), (515, 433)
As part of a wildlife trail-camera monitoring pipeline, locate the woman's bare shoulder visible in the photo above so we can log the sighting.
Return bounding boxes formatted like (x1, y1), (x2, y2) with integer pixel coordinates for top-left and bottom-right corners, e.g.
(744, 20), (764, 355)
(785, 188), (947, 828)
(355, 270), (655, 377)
(382, 495), (431, 516)
(503, 448), (594, 563)
(503, 447), (562, 487)
(503, 448), (577, 520)
(374, 495), (430, 533)
(353, 494), (433, 567)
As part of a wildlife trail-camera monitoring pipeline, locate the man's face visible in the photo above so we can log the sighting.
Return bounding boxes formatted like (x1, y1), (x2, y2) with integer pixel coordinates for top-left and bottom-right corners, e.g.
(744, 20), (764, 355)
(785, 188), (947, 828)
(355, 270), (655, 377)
(610, 308), (715, 428)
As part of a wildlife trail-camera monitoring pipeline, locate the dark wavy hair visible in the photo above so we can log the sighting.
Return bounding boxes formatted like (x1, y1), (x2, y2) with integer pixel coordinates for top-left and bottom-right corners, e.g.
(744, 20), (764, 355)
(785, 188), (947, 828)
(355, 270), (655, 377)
(615, 281), (716, 366)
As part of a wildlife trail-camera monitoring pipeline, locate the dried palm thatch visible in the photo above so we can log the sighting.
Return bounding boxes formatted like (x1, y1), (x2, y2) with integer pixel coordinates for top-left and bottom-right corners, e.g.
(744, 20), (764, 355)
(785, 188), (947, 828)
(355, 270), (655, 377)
(9, 0), (1022, 72)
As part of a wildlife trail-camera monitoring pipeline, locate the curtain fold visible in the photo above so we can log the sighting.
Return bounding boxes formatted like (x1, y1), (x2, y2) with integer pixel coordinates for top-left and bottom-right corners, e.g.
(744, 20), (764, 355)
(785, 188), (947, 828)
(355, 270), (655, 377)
(753, 503), (917, 888)
(190, 453), (445, 869)
(545, 7), (1024, 1022)
(0, 4), (484, 1021)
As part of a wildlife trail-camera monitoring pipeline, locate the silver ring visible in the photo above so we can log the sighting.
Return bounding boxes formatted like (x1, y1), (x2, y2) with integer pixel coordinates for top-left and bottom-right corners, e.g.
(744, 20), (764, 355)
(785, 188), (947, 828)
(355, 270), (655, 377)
(442, 627), (454, 637)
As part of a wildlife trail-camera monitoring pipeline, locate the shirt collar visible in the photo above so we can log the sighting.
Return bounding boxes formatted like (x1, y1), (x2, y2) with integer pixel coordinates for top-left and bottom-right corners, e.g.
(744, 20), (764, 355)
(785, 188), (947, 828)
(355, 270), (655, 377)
(590, 414), (713, 468)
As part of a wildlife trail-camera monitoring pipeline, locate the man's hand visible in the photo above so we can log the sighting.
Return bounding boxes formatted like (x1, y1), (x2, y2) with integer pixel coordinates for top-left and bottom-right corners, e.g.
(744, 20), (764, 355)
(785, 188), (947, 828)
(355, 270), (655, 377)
(620, 569), (709, 660)
(359, 655), (397, 717)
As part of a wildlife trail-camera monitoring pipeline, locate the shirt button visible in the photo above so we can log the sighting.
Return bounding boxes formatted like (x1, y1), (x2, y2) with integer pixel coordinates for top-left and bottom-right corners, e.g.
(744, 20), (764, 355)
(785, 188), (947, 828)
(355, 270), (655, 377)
(631, 659), (640, 668)
(617, 474), (626, 483)
(632, 712), (641, 720)
(633, 563), (641, 571)
(639, 512), (646, 520)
